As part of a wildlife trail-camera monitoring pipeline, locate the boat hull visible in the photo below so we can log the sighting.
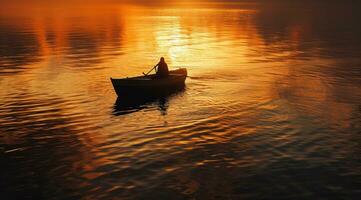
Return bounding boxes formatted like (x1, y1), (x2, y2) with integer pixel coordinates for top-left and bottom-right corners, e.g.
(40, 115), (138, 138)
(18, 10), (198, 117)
(111, 68), (187, 96)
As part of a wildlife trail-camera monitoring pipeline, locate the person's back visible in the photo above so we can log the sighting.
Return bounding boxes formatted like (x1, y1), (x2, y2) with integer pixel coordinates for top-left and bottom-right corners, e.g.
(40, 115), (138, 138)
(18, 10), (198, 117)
(156, 57), (169, 78)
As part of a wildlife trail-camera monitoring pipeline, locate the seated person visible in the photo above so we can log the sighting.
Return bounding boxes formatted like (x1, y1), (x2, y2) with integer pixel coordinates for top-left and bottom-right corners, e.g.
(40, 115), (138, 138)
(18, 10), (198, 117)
(155, 57), (169, 78)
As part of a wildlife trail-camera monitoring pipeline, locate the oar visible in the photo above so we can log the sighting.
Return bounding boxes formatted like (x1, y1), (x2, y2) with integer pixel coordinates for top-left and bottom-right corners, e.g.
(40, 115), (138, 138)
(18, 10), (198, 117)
(143, 65), (157, 76)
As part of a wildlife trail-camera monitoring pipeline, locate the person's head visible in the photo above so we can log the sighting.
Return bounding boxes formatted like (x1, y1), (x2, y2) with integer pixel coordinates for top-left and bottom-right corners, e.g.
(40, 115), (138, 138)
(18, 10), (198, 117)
(160, 57), (165, 62)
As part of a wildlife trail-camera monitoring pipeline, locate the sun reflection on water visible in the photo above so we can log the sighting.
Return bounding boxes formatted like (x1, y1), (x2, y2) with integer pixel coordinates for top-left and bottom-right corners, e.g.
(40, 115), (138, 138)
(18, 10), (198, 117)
(1, 3), (361, 199)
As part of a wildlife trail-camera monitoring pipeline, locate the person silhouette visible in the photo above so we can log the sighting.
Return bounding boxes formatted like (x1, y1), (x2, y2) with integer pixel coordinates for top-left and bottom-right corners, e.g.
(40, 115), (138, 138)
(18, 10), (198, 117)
(155, 57), (169, 78)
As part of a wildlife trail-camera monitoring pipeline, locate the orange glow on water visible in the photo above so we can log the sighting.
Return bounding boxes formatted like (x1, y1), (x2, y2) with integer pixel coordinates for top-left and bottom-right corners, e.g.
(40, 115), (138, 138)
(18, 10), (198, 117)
(1, 3), (358, 138)
(1, 3), (361, 198)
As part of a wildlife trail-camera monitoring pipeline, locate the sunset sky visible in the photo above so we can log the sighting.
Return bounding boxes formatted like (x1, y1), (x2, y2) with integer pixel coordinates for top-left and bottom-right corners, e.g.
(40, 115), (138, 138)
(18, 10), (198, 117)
(1, 0), (357, 8)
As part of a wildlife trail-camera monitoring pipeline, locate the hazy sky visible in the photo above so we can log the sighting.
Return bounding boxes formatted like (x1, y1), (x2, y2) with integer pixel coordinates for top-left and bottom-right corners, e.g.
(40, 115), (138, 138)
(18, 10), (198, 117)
(1, 0), (356, 6)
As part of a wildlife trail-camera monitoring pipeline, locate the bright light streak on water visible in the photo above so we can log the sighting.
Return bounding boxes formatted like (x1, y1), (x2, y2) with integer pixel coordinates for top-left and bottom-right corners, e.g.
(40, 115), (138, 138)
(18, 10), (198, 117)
(1, 3), (360, 199)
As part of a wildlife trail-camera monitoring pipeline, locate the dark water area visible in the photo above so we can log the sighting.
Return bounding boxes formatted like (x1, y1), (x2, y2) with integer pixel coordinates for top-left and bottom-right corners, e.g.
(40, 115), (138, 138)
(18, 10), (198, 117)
(1, 2), (360, 200)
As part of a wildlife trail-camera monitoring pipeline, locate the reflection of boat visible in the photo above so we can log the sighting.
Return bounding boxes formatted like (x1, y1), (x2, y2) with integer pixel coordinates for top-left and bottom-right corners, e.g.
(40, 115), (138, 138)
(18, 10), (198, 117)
(112, 87), (185, 116)
(110, 68), (187, 96)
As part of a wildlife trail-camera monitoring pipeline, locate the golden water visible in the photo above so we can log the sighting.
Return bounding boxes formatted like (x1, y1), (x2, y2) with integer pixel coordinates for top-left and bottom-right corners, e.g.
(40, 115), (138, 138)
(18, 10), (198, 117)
(1, 3), (360, 199)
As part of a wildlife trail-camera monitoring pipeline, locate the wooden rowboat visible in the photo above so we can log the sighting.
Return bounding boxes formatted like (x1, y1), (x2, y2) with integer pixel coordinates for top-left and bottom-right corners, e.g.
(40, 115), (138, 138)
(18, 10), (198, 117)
(110, 68), (187, 96)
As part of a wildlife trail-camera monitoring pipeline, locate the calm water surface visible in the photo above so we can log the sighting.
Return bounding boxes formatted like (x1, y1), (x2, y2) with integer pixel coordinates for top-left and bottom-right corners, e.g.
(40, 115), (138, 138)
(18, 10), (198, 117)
(1, 3), (360, 199)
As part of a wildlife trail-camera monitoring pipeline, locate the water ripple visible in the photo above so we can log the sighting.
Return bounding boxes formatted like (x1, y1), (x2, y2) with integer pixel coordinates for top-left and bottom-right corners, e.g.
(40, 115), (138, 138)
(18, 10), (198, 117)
(1, 4), (361, 200)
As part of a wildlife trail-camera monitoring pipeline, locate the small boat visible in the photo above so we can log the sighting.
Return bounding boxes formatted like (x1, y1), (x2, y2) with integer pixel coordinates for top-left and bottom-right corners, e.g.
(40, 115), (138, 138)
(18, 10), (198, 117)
(110, 68), (187, 96)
